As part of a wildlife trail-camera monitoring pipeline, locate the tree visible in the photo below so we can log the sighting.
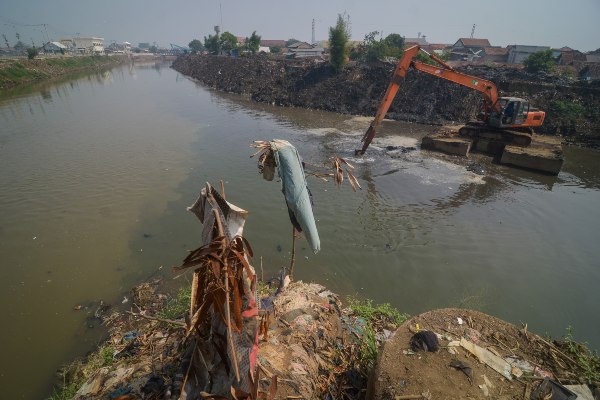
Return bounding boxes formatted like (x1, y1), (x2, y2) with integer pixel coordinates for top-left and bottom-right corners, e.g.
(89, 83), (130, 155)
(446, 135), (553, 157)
(350, 31), (388, 62)
(523, 49), (555, 73)
(188, 39), (204, 54)
(350, 31), (407, 62)
(329, 14), (350, 73)
(270, 46), (282, 54)
(14, 40), (25, 50)
(220, 32), (238, 53)
(149, 45), (158, 53)
(248, 31), (261, 54)
(286, 38), (300, 47)
(204, 34), (220, 54)
(27, 47), (38, 59)
(384, 33), (404, 58)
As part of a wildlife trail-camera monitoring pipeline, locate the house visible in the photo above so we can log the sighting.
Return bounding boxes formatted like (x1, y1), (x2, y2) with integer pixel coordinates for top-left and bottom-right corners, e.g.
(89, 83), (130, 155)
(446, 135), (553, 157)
(260, 39), (286, 48)
(73, 37), (104, 54)
(42, 41), (67, 54)
(451, 38), (491, 61)
(579, 63), (600, 81)
(482, 46), (508, 62)
(404, 37), (429, 47)
(506, 45), (550, 64)
(58, 38), (75, 51)
(285, 41), (324, 58)
(423, 43), (451, 56)
(553, 46), (586, 65)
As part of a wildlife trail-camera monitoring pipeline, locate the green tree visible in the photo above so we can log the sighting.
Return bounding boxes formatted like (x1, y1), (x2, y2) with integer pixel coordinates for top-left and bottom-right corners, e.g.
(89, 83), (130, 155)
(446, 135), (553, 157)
(188, 39), (204, 54)
(204, 34), (220, 54)
(384, 33), (404, 58)
(248, 31), (261, 54)
(149, 45), (158, 53)
(351, 31), (407, 62)
(329, 14), (350, 73)
(270, 45), (282, 54)
(366, 31), (389, 62)
(286, 38), (300, 47)
(14, 40), (25, 50)
(523, 49), (555, 73)
(26, 47), (38, 59)
(220, 31), (238, 53)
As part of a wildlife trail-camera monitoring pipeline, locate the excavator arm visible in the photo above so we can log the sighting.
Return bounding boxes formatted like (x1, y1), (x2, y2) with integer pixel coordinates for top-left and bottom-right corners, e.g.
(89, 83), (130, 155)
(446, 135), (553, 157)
(357, 45), (501, 155)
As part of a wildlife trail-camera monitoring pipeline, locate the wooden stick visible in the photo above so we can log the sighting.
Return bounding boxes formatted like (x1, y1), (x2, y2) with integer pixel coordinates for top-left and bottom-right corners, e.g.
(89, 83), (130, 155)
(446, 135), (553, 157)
(126, 311), (186, 327)
(212, 208), (240, 383)
(289, 227), (296, 280)
(260, 256), (264, 283)
(220, 180), (226, 200)
(224, 267), (241, 383)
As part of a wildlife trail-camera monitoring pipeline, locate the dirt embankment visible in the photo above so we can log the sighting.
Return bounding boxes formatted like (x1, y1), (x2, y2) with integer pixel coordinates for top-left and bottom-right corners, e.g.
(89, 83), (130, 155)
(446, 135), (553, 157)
(172, 54), (600, 145)
(0, 55), (126, 90)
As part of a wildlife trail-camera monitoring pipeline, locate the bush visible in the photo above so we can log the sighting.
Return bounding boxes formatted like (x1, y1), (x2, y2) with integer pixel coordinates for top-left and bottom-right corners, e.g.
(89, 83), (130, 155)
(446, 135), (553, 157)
(27, 47), (38, 59)
(552, 100), (584, 121)
(523, 49), (554, 73)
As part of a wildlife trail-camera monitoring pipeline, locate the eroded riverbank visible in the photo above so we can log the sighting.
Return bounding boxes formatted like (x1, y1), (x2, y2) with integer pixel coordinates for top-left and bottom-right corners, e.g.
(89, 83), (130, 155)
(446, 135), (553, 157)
(172, 54), (600, 146)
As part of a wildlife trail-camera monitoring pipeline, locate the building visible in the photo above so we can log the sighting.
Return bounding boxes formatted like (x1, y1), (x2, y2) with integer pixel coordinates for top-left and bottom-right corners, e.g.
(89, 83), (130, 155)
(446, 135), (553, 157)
(42, 41), (67, 54)
(451, 38), (491, 61)
(404, 37), (429, 47)
(260, 39), (286, 48)
(482, 47), (508, 62)
(506, 45), (550, 64)
(553, 46), (586, 66)
(73, 37), (104, 54)
(285, 41), (324, 58)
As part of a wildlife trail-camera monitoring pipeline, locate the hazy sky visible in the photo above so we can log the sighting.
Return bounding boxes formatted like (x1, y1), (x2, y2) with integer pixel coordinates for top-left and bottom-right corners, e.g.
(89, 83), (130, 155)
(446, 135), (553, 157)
(2, 0), (599, 51)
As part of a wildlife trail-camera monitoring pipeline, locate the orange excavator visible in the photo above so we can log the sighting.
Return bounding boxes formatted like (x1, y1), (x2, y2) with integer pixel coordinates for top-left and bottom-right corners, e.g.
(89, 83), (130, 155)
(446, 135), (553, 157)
(356, 45), (546, 155)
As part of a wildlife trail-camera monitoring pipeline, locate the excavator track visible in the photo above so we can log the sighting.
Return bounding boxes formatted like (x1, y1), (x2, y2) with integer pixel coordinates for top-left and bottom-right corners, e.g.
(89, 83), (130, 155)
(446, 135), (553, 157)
(458, 122), (532, 155)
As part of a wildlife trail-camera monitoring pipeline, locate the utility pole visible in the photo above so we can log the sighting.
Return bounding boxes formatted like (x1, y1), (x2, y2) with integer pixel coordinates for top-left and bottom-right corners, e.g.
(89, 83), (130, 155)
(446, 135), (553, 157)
(470, 24), (476, 39)
(311, 18), (315, 45)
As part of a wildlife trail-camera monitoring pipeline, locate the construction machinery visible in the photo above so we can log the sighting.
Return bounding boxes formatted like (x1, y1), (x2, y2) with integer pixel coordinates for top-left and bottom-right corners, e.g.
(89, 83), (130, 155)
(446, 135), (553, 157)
(356, 45), (546, 156)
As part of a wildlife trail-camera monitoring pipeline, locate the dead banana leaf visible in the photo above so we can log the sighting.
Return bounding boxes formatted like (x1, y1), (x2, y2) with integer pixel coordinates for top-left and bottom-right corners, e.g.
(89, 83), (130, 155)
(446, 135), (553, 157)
(331, 156), (361, 191)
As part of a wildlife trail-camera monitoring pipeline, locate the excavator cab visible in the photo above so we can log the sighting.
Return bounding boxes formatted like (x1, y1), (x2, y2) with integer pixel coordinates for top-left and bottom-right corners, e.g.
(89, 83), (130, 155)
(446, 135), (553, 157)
(488, 97), (544, 129)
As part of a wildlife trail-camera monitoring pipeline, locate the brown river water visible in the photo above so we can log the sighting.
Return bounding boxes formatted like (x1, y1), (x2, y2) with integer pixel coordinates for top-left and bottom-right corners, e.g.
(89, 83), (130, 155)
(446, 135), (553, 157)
(1, 62), (599, 399)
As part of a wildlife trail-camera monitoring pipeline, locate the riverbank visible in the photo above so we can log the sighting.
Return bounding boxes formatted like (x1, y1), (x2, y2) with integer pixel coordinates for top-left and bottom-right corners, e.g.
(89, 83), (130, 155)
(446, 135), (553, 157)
(172, 54), (600, 147)
(51, 279), (600, 400)
(0, 55), (127, 90)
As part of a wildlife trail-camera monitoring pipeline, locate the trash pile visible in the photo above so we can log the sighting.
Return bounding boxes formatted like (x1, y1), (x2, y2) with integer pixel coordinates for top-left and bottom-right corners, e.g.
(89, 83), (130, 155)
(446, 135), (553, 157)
(367, 308), (599, 400)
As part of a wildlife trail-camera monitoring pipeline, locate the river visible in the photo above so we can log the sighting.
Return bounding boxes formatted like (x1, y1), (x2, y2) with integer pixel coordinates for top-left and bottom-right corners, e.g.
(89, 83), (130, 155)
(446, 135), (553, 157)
(1, 62), (599, 399)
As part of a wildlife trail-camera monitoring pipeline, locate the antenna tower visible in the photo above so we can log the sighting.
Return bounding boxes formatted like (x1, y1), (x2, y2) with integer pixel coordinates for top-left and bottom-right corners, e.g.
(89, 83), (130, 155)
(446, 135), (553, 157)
(470, 24), (476, 39)
(312, 18), (315, 44)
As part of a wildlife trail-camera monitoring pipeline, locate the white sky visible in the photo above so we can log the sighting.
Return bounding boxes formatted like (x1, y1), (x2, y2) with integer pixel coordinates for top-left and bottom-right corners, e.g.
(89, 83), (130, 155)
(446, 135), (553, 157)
(2, 0), (599, 52)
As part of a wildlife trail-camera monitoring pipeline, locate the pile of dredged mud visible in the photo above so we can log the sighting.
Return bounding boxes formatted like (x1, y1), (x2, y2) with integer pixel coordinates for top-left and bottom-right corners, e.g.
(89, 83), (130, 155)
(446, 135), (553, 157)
(172, 54), (600, 145)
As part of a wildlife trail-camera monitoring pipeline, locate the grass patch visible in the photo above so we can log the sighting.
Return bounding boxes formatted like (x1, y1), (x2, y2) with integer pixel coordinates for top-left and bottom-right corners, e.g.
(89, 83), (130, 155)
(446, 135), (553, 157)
(48, 343), (115, 400)
(347, 297), (409, 372)
(0, 63), (47, 84)
(45, 56), (109, 69)
(159, 286), (192, 320)
(562, 326), (600, 384)
(347, 297), (408, 327)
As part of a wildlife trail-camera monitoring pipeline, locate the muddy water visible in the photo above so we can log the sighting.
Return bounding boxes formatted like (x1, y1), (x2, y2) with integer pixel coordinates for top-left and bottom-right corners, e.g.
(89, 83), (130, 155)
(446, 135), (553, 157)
(0, 63), (599, 399)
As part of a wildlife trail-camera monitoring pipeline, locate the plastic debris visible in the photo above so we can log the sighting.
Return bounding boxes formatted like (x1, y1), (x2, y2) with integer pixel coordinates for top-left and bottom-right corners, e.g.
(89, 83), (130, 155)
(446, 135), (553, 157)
(531, 378), (577, 400)
(410, 331), (439, 352)
(460, 337), (512, 380)
(449, 359), (473, 384)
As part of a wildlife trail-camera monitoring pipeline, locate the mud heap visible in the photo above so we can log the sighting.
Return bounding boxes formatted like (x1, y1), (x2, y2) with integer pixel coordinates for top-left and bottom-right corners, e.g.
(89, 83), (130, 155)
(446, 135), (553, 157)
(172, 54), (600, 144)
